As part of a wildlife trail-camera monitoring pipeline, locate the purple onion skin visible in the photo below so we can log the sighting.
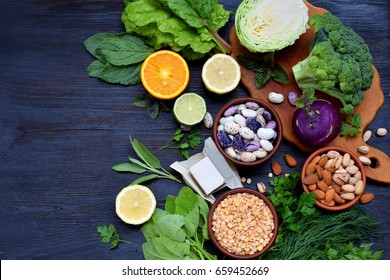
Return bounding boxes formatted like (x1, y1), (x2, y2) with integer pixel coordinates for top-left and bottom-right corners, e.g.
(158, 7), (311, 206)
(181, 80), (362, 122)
(293, 100), (341, 146)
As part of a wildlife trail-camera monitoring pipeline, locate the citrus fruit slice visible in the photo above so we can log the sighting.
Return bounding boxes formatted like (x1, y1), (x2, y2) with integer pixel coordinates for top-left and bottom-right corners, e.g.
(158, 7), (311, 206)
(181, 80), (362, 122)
(115, 184), (156, 225)
(201, 53), (241, 94)
(140, 50), (190, 100)
(173, 93), (207, 126)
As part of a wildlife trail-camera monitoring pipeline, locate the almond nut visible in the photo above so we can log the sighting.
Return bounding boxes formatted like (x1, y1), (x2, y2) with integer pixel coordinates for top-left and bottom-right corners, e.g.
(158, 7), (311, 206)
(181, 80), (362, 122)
(303, 174), (319, 185)
(271, 161), (282, 175)
(359, 193), (375, 204)
(316, 165), (324, 179)
(318, 155), (328, 167)
(317, 181), (329, 192)
(322, 169), (332, 185)
(310, 155), (321, 164)
(284, 153), (297, 167)
(308, 184), (317, 191)
(333, 192), (345, 204)
(331, 182), (342, 194)
(325, 188), (335, 204)
(305, 162), (317, 175)
(313, 189), (325, 200)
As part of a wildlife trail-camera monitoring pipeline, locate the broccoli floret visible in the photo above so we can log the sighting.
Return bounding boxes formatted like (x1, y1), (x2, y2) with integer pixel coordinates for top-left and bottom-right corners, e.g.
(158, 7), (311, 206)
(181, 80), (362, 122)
(292, 12), (374, 114)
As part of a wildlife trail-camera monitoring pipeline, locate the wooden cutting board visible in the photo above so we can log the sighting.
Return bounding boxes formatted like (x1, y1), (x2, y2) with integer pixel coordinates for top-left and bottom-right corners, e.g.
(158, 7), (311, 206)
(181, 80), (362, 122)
(229, 0), (389, 183)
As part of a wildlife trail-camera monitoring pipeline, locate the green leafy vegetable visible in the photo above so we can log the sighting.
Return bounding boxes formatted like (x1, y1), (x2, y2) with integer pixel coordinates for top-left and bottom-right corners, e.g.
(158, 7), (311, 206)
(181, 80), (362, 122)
(160, 128), (202, 159)
(112, 136), (181, 184)
(340, 113), (362, 137)
(325, 242), (383, 260)
(84, 33), (154, 85)
(121, 0), (233, 60)
(133, 93), (171, 119)
(235, 0), (309, 53)
(236, 53), (289, 89)
(262, 173), (383, 260)
(266, 173), (316, 240)
(97, 224), (131, 249)
(141, 186), (216, 260)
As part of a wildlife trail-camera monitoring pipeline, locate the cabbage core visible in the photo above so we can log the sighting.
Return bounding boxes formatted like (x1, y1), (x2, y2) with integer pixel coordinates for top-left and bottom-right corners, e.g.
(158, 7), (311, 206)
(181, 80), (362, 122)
(236, 0), (309, 53)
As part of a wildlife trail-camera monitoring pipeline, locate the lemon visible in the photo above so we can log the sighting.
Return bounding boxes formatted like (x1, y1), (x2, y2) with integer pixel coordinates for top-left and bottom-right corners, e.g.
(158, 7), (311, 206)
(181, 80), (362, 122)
(115, 184), (156, 225)
(173, 93), (207, 126)
(201, 54), (241, 94)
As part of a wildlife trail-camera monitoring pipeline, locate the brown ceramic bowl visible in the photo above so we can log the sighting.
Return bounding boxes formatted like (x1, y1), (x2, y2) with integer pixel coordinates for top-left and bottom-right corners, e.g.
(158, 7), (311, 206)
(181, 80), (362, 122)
(212, 97), (282, 167)
(301, 146), (367, 211)
(208, 188), (278, 259)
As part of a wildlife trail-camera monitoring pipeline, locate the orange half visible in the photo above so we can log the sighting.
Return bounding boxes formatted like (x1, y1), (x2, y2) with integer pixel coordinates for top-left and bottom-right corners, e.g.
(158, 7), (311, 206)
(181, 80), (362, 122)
(140, 50), (190, 100)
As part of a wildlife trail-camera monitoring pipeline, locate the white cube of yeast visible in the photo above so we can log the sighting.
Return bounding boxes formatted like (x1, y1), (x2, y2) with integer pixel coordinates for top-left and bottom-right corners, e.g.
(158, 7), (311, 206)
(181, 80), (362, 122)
(189, 157), (225, 195)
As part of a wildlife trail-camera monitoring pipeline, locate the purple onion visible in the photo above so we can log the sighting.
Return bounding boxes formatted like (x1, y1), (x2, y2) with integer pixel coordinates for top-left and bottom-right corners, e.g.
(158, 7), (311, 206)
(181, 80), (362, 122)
(292, 100), (341, 146)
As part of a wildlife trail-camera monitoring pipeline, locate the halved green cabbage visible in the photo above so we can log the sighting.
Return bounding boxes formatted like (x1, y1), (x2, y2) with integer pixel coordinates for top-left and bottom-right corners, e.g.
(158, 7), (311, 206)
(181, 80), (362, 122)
(235, 0), (309, 53)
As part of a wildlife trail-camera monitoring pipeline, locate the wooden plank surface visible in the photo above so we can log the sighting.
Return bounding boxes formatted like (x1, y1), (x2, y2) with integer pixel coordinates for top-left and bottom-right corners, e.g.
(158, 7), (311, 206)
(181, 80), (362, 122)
(0, 0), (389, 260)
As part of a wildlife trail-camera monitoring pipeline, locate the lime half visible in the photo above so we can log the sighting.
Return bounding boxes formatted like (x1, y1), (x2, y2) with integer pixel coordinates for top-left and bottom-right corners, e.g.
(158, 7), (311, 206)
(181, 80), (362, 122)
(173, 93), (207, 126)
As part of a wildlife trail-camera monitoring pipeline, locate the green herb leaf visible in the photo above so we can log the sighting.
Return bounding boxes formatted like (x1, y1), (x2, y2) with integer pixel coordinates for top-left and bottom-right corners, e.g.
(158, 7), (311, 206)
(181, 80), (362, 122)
(160, 128), (202, 159)
(271, 64), (289, 84)
(112, 163), (147, 173)
(98, 63), (141, 85)
(97, 224), (131, 250)
(87, 60), (105, 77)
(96, 34), (154, 66)
(340, 114), (362, 137)
(255, 69), (272, 89)
(237, 54), (289, 89)
(84, 32), (116, 61)
(140, 186), (216, 260)
(133, 94), (152, 108)
(130, 137), (161, 169)
(131, 174), (161, 185)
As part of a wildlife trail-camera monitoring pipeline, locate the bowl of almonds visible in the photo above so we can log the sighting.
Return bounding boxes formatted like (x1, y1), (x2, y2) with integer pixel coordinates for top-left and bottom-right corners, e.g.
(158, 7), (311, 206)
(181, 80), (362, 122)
(208, 188), (278, 259)
(301, 146), (367, 211)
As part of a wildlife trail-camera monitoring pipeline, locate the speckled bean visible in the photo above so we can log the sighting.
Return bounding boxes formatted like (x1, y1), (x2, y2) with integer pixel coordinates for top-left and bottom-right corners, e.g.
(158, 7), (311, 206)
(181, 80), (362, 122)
(224, 105), (238, 117)
(260, 139), (273, 152)
(257, 128), (275, 140)
(241, 109), (257, 118)
(245, 140), (261, 152)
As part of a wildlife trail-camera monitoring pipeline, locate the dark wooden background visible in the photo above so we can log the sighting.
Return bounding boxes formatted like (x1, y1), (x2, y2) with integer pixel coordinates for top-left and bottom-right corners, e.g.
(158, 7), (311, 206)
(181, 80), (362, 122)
(0, 0), (389, 260)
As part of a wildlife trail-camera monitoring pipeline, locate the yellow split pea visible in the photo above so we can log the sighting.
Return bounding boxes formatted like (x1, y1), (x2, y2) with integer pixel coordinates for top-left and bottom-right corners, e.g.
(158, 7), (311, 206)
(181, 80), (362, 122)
(211, 192), (274, 256)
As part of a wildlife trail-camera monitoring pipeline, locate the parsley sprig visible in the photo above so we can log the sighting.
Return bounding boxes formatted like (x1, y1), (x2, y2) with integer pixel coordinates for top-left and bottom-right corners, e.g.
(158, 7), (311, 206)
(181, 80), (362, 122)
(340, 113), (362, 137)
(160, 128), (202, 159)
(97, 224), (131, 250)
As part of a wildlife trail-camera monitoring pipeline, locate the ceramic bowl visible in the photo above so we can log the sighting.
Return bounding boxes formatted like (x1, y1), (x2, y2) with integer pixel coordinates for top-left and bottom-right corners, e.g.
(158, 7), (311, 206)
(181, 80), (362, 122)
(212, 97), (282, 167)
(208, 188), (278, 259)
(301, 146), (367, 211)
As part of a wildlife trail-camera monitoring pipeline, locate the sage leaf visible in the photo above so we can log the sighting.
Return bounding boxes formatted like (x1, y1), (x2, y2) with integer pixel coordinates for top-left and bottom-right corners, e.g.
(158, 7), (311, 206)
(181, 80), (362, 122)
(130, 137), (161, 169)
(148, 101), (160, 119)
(130, 174), (160, 185)
(112, 163), (147, 173)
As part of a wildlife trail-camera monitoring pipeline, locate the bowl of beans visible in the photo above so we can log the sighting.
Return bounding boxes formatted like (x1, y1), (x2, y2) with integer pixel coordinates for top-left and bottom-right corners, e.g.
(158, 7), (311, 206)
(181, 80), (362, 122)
(301, 146), (367, 211)
(212, 97), (282, 167)
(208, 188), (278, 259)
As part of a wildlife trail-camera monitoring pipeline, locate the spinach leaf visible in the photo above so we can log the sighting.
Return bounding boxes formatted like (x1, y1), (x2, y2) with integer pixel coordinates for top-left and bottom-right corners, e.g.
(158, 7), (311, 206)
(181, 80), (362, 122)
(140, 186), (216, 260)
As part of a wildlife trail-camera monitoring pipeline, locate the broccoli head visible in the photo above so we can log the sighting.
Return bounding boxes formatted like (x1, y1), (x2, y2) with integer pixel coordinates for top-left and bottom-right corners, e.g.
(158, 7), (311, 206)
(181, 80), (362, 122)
(292, 12), (374, 114)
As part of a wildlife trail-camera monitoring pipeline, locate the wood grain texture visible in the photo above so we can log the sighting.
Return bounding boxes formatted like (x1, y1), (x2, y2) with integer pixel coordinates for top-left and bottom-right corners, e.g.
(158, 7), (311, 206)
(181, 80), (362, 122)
(229, 1), (389, 183)
(0, 0), (389, 260)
